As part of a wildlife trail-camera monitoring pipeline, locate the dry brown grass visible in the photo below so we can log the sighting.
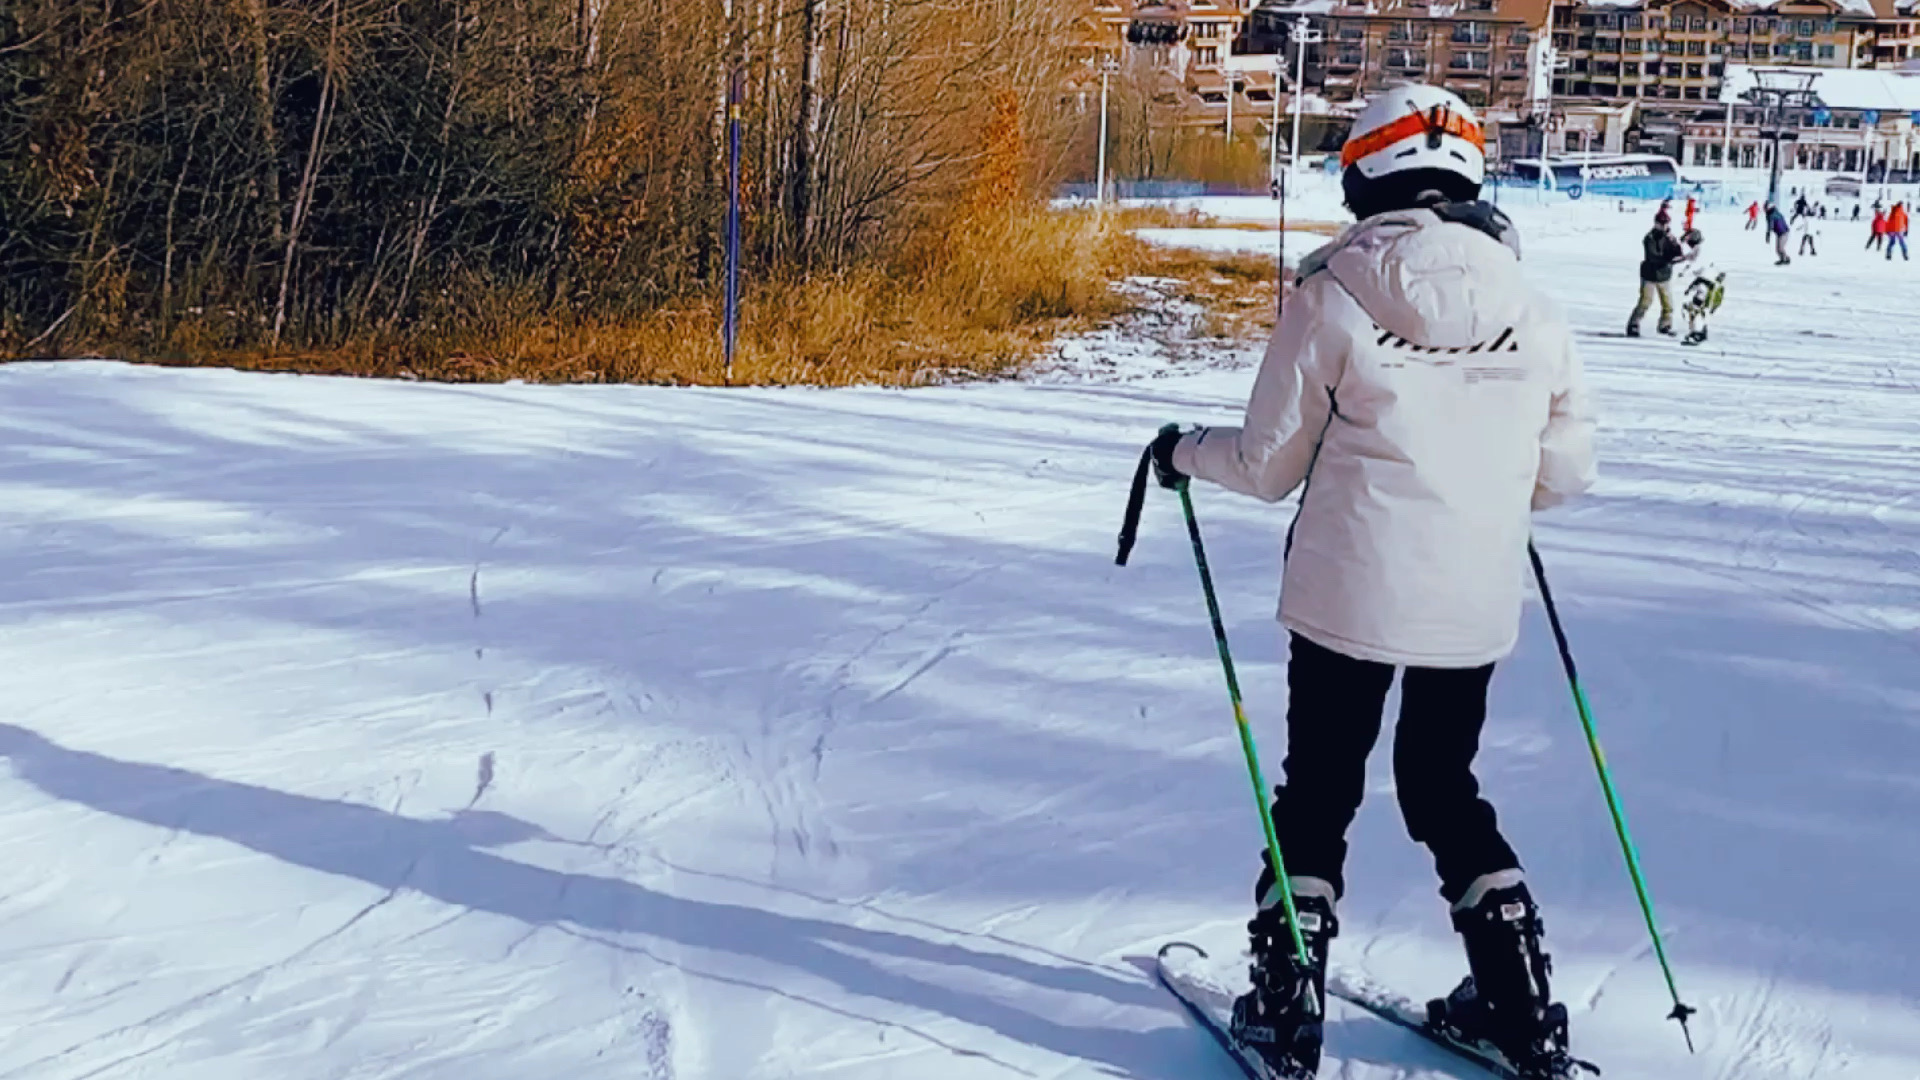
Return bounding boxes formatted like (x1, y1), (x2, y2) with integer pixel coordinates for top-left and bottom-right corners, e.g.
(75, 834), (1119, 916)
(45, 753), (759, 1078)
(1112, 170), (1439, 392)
(1213, 219), (1347, 236)
(37, 206), (1330, 386)
(1138, 246), (1285, 343)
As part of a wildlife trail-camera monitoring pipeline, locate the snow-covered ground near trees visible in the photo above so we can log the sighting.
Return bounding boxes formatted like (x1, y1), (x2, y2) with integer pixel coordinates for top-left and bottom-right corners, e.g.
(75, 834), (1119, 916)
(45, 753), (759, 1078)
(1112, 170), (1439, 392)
(1, 182), (1917, 1080)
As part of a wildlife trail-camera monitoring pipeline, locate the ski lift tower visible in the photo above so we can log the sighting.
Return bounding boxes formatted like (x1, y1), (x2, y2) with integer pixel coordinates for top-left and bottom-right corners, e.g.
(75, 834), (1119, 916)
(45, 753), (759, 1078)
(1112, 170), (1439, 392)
(1527, 36), (1570, 192)
(1747, 68), (1819, 210)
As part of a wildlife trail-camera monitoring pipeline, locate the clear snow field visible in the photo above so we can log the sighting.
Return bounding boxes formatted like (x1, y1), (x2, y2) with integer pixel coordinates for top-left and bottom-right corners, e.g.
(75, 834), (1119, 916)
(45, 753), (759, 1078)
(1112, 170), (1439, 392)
(1, 190), (1916, 1080)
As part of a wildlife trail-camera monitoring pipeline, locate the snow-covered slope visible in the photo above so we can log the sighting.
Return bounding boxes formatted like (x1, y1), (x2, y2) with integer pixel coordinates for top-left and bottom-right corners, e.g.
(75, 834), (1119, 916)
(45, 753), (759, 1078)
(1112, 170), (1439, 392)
(1, 197), (1915, 1080)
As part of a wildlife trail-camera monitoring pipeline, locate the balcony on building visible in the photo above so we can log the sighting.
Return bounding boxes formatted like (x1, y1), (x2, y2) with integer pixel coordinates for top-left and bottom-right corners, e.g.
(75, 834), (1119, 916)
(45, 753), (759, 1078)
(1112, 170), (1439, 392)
(1385, 21), (1431, 44)
(1386, 46), (1430, 72)
(1452, 22), (1493, 46)
(1326, 46), (1366, 73)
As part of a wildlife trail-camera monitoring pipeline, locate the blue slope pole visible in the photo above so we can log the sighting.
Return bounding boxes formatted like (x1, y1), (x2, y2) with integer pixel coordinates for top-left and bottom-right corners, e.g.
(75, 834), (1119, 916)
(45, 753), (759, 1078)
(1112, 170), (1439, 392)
(722, 66), (745, 385)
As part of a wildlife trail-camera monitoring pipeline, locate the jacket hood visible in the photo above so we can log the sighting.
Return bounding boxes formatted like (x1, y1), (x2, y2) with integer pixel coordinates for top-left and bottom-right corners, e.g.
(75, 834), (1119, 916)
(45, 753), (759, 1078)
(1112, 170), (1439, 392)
(1300, 206), (1529, 350)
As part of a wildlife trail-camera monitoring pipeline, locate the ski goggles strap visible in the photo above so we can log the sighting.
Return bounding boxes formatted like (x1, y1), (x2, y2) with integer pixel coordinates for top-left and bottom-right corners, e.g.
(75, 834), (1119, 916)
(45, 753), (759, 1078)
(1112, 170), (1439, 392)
(1341, 107), (1484, 169)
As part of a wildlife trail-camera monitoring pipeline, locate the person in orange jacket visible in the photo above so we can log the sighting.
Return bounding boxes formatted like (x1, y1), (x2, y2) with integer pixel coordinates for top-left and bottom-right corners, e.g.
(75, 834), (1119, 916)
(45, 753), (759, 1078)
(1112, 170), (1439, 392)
(1745, 201), (1761, 230)
(1868, 207), (1888, 251)
(1886, 202), (1910, 261)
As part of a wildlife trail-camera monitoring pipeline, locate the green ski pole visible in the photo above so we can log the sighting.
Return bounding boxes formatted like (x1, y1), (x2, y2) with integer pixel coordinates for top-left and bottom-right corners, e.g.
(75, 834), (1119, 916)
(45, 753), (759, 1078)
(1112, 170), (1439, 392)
(1177, 479), (1311, 972)
(1529, 541), (1698, 1052)
(1115, 427), (1309, 974)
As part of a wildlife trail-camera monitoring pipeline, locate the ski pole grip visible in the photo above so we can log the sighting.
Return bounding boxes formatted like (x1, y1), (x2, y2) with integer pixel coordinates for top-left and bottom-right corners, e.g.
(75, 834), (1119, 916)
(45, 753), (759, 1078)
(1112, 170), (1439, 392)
(1115, 425), (1176, 566)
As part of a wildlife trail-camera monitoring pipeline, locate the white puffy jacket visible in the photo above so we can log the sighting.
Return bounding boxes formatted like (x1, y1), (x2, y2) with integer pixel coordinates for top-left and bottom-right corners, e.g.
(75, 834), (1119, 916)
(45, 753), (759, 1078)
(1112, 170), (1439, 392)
(1172, 206), (1597, 668)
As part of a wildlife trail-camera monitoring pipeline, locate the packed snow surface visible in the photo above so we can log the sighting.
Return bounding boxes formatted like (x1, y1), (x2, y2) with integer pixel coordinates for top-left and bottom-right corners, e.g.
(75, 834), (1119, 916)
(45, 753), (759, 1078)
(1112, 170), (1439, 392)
(1, 190), (1917, 1080)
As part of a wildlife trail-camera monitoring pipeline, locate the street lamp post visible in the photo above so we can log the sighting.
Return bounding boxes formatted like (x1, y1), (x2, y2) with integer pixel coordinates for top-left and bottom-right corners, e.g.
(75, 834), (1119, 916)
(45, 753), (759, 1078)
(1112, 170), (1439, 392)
(1288, 15), (1323, 195)
(1095, 54), (1119, 205)
(1269, 55), (1286, 186)
(1221, 71), (1236, 141)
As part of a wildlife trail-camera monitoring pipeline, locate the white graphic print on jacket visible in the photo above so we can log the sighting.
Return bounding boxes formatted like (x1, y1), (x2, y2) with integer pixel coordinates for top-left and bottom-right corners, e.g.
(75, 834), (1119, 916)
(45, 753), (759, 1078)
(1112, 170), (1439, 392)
(1173, 207), (1598, 668)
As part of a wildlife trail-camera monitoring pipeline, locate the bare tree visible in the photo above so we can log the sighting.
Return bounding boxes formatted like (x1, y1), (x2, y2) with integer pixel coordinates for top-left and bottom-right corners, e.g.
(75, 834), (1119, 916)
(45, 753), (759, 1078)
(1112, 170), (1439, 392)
(0, 0), (1088, 358)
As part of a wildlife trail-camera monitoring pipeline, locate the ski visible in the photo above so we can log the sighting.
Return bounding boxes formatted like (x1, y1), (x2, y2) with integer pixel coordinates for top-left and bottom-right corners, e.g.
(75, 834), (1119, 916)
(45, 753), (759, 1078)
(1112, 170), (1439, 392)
(1154, 942), (1310, 1080)
(1327, 965), (1600, 1080)
(1156, 942), (1598, 1080)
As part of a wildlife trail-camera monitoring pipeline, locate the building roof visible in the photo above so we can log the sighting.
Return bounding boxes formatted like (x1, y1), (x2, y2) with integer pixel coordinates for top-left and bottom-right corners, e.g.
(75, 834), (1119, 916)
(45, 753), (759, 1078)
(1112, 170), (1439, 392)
(1577, 0), (1895, 15)
(1718, 63), (1920, 108)
(1251, 0), (1553, 23)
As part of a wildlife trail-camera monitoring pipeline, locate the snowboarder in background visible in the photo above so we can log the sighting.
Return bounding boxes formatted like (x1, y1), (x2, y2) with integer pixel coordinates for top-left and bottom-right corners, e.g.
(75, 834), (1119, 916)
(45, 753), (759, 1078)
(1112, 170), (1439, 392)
(1628, 209), (1685, 337)
(1767, 203), (1791, 265)
(1886, 202), (1910, 261)
(1681, 265), (1726, 346)
(1853, 203), (1862, 223)
(1147, 82), (1597, 1080)
(1796, 215), (1819, 257)
(1745, 201), (1761, 230)
(1869, 206), (1888, 251)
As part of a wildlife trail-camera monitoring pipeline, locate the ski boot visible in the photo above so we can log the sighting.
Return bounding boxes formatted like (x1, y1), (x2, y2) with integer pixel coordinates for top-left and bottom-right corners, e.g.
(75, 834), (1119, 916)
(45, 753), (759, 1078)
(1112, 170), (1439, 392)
(1623, 323), (1641, 338)
(1428, 875), (1597, 1080)
(1657, 324), (1676, 337)
(1230, 889), (1337, 1080)
(1683, 328), (1707, 346)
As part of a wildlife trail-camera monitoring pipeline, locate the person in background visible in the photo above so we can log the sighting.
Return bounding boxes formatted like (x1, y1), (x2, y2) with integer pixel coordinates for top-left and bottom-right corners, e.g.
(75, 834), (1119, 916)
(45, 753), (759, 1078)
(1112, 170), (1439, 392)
(1869, 206), (1888, 251)
(1887, 202), (1910, 262)
(1796, 213), (1819, 257)
(1767, 203), (1791, 265)
(1745, 201), (1761, 230)
(1629, 209), (1685, 336)
(1853, 203), (1862, 223)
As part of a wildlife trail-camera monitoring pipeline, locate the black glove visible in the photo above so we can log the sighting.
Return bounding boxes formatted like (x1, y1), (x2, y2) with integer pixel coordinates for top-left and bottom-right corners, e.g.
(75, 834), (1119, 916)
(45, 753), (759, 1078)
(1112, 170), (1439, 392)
(1148, 423), (1188, 490)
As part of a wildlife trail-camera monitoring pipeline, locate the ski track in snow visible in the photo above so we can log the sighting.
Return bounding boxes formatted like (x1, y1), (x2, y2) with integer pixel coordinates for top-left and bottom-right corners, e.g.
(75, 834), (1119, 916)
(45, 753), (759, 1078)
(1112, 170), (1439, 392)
(1, 188), (1917, 1078)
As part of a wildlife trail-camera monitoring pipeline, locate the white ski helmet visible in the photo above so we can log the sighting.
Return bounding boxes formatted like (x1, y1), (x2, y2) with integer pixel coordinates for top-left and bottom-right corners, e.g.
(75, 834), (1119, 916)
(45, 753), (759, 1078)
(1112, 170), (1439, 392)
(1341, 83), (1486, 187)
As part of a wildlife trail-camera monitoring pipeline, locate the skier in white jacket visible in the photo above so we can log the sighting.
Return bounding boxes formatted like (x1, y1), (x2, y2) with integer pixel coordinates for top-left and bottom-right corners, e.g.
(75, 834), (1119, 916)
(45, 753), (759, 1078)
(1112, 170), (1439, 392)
(1145, 84), (1597, 1080)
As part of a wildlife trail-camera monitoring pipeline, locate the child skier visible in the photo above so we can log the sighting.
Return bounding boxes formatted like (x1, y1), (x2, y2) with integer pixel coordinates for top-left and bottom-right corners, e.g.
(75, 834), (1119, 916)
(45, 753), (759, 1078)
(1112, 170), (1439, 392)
(1145, 83), (1597, 1080)
(1681, 263), (1726, 346)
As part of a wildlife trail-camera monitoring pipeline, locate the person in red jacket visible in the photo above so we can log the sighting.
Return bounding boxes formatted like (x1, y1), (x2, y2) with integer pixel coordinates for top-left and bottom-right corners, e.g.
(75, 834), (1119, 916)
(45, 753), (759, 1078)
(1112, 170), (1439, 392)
(1868, 207), (1888, 251)
(1745, 201), (1761, 231)
(1886, 202), (1910, 261)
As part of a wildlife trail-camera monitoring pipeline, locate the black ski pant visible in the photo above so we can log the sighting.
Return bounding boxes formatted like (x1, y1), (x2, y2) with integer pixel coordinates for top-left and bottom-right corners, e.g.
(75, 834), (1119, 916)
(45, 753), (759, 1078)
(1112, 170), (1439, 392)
(1257, 633), (1521, 909)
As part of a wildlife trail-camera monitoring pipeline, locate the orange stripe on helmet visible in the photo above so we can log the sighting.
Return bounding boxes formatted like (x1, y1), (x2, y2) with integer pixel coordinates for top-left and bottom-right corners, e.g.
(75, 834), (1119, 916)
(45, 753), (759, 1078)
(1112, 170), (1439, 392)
(1340, 106), (1485, 169)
